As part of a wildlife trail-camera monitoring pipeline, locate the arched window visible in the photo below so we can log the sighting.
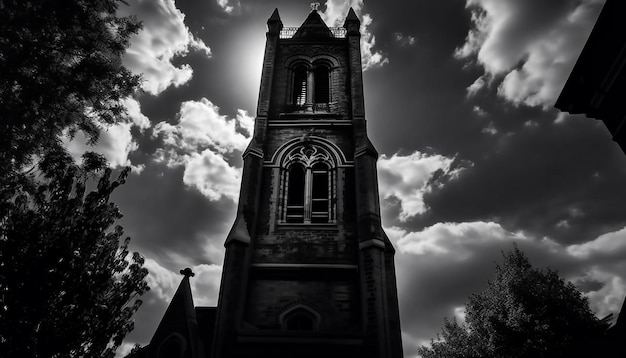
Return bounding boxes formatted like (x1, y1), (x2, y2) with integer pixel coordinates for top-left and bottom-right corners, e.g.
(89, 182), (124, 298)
(280, 305), (320, 331)
(284, 310), (315, 331)
(289, 62), (332, 112)
(292, 65), (308, 106)
(286, 164), (305, 223)
(280, 144), (336, 224)
(314, 65), (330, 104)
(311, 162), (330, 223)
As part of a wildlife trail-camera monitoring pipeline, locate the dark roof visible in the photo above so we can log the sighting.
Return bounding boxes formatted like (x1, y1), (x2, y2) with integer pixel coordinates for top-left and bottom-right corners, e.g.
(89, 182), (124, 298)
(555, 0), (626, 154)
(268, 8), (280, 22)
(555, 0), (626, 116)
(345, 8), (359, 23)
(293, 10), (334, 39)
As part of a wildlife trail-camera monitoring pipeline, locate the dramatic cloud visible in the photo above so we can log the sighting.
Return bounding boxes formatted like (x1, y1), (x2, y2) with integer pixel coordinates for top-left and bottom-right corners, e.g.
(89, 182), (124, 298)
(568, 227), (626, 259)
(153, 98), (253, 201)
(120, 0), (212, 95)
(455, 0), (605, 107)
(378, 151), (466, 221)
(396, 221), (527, 258)
(109, 2), (626, 355)
(577, 268), (626, 319)
(122, 97), (152, 130)
(65, 124), (137, 168)
(394, 221), (626, 350)
(155, 98), (251, 154)
(63, 98), (149, 172)
(320, 0), (388, 70)
(182, 150), (242, 201)
(144, 258), (222, 307)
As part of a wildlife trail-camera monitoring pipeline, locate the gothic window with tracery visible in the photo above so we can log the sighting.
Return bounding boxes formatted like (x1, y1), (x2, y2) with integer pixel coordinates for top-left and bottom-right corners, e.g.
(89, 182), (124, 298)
(280, 144), (336, 224)
(286, 163), (305, 222)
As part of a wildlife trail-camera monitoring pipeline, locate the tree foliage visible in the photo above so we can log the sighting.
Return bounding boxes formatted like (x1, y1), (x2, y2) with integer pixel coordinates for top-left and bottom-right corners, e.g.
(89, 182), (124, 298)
(418, 245), (607, 358)
(0, 1), (149, 356)
(0, 152), (149, 357)
(0, 0), (141, 175)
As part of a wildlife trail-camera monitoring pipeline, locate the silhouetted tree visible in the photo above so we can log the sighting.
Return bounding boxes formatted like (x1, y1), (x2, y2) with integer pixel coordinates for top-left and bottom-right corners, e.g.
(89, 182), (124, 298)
(418, 245), (607, 358)
(0, 0), (141, 177)
(0, 152), (149, 357)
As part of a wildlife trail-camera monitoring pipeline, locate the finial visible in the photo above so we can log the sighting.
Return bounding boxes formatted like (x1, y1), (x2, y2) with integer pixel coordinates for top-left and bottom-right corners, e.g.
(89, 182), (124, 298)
(180, 268), (195, 278)
(310, 2), (320, 11)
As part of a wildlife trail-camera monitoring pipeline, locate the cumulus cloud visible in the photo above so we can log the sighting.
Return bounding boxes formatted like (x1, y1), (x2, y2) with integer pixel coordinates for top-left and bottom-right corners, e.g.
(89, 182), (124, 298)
(143, 258), (222, 307)
(120, 0), (212, 95)
(122, 97), (151, 130)
(394, 220), (626, 344)
(320, 0), (388, 70)
(154, 98), (251, 154)
(568, 227), (626, 259)
(64, 124), (135, 168)
(183, 150), (242, 201)
(63, 98), (150, 172)
(153, 98), (253, 201)
(378, 151), (465, 221)
(396, 221), (527, 258)
(577, 268), (626, 319)
(455, 0), (604, 108)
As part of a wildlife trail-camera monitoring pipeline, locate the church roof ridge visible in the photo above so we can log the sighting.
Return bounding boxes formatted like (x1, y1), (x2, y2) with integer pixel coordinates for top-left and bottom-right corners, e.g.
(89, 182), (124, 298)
(292, 8), (333, 39)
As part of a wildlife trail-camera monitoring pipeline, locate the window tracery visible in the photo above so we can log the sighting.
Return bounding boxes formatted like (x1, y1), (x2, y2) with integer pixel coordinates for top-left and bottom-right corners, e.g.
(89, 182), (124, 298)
(280, 143), (336, 224)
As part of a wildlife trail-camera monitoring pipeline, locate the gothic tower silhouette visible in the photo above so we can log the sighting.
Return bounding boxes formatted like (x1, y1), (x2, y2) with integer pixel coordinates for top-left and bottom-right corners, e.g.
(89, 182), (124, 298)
(212, 7), (402, 358)
(142, 7), (403, 358)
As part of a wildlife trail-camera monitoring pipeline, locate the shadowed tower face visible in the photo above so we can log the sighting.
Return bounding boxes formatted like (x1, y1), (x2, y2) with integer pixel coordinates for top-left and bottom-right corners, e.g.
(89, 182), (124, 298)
(213, 7), (403, 358)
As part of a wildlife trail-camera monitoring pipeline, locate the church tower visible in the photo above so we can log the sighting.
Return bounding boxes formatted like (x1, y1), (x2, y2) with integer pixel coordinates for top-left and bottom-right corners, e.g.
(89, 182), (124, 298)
(212, 7), (403, 358)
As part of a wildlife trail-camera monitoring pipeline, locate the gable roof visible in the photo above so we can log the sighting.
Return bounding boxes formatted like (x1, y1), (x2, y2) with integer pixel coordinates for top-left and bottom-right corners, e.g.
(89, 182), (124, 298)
(293, 10), (334, 39)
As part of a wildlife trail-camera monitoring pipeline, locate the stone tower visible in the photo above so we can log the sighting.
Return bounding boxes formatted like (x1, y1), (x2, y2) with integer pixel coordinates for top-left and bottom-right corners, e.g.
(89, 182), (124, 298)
(212, 7), (403, 358)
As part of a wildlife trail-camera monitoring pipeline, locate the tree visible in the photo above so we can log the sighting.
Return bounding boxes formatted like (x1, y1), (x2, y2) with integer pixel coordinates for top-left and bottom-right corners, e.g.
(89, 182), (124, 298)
(418, 245), (607, 358)
(0, 0), (141, 176)
(0, 152), (149, 357)
(0, 1), (148, 356)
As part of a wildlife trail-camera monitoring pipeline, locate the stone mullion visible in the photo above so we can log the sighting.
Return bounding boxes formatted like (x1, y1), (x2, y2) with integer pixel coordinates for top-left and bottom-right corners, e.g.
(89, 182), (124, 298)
(327, 169), (333, 223)
(269, 167), (281, 232)
(306, 68), (315, 112)
(282, 169), (290, 223)
(304, 167), (312, 223)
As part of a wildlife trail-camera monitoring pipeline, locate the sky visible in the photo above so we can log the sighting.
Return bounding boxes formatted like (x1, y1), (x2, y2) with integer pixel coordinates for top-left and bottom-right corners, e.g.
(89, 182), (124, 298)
(63, 0), (626, 356)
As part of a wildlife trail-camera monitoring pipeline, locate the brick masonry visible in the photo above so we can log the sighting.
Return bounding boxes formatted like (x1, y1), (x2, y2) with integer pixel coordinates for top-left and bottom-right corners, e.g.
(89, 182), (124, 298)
(212, 9), (403, 358)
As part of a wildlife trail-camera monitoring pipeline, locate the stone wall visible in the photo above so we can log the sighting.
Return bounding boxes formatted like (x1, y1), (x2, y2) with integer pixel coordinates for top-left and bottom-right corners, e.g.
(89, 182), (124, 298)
(269, 41), (350, 118)
(244, 278), (361, 331)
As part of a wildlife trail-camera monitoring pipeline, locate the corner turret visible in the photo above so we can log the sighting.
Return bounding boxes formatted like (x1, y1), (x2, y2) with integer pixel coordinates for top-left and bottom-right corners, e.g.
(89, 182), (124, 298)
(343, 7), (360, 35)
(267, 8), (283, 34)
